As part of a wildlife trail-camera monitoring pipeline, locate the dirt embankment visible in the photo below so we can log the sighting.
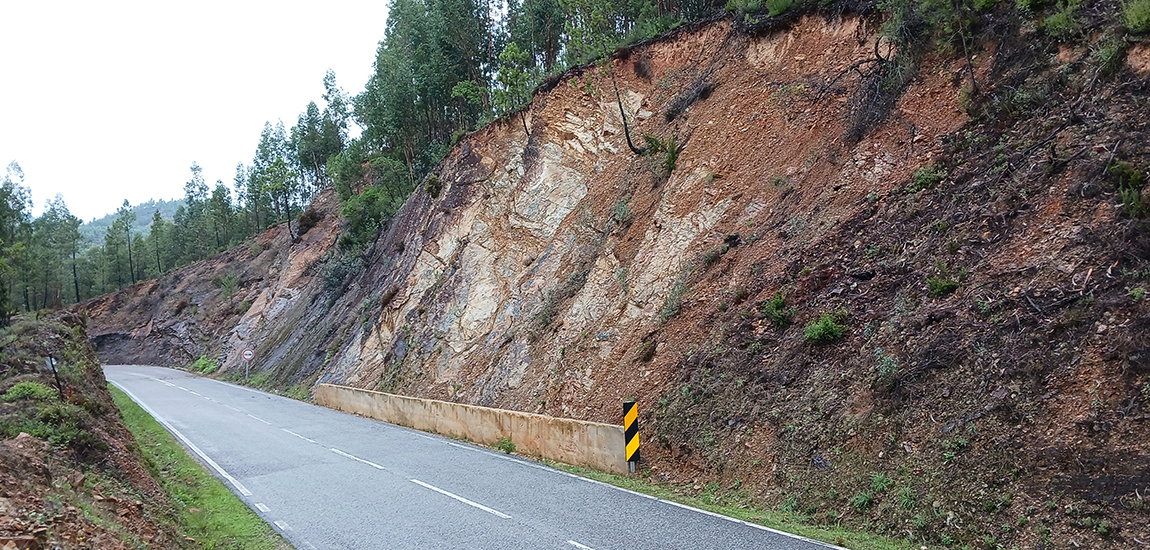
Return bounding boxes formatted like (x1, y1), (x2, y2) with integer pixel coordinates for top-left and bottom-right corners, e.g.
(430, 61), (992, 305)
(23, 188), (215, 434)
(0, 313), (185, 549)
(84, 8), (1149, 548)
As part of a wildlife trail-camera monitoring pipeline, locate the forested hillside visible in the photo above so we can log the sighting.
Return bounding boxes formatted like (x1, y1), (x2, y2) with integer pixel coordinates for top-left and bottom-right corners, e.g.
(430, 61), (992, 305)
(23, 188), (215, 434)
(78, 198), (183, 244)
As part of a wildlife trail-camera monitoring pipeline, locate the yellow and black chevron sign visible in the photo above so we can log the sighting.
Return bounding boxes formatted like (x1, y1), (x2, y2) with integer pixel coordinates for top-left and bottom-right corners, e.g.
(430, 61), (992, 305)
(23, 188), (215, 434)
(624, 400), (640, 464)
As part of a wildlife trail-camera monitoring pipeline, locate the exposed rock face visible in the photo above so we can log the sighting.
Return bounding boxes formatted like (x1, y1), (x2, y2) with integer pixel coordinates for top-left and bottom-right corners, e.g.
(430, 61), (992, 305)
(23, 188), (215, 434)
(85, 14), (1150, 548)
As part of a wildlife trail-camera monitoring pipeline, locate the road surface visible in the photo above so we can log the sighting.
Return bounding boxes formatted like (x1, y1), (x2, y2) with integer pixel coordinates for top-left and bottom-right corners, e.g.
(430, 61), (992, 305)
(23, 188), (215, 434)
(105, 365), (840, 550)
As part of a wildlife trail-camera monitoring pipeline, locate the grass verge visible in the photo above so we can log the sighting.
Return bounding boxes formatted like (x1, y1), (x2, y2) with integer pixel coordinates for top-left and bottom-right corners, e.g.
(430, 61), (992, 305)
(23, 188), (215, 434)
(109, 384), (292, 550)
(541, 461), (917, 550)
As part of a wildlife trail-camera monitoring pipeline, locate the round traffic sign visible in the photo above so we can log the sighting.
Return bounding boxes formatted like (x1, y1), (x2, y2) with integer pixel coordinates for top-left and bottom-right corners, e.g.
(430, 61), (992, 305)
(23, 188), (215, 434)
(242, 348), (254, 361)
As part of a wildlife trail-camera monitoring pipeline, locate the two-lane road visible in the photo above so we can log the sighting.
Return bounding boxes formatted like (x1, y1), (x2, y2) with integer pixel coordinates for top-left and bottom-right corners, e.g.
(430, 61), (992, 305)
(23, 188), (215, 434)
(105, 365), (840, 550)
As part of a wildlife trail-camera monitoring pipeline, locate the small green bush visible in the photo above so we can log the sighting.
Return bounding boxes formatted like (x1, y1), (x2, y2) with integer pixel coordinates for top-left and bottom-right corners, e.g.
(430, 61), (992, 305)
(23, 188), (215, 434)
(906, 164), (947, 193)
(1125, 0), (1150, 32)
(927, 276), (961, 296)
(761, 292), (794, 327)
(870, 472), (894, 492)
(496, 436), (516, 454)
(804, 313), (846, 344)
(3, 381), (56, 402)
(850, 491), (875, 512)
(189, 355), (218, 375)
(1110, 161), (1147, 216)
(1044, 2), (1078, 39)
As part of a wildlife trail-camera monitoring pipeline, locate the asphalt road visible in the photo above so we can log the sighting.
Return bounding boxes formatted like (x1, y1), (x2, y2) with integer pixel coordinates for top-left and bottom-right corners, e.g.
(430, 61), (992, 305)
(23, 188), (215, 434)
(105, 365), (841, 550)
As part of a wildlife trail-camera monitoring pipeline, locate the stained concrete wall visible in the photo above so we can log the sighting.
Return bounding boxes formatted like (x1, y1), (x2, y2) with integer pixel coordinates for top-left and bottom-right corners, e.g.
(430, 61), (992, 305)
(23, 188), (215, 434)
(314, 384), (629, 475)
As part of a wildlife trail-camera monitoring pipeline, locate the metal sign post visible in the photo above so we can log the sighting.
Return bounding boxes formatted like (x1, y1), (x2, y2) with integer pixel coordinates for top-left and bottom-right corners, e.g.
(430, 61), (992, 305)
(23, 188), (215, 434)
(242, 348), (254, 381)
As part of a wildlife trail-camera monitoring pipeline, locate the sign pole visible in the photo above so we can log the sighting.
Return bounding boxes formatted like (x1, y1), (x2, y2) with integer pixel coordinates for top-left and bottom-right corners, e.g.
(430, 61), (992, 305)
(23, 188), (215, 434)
(241, 348), (254, 381)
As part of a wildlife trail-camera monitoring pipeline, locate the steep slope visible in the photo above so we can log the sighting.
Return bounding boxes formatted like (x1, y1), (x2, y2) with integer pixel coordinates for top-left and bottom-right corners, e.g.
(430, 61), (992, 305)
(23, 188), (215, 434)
(0, 313), (185, 549)
(86, 10), (1150, 548)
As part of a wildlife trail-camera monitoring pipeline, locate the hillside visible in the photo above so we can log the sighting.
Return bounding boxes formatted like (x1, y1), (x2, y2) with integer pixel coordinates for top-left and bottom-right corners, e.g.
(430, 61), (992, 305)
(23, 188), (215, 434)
(0, 313), (185, 548)
(82, 8), (1149, 549)
(80, 197), (183, 244)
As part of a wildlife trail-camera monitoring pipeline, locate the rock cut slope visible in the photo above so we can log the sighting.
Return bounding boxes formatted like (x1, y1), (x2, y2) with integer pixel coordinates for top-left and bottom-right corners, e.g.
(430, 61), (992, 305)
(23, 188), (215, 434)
(87, 11), (1150, 548)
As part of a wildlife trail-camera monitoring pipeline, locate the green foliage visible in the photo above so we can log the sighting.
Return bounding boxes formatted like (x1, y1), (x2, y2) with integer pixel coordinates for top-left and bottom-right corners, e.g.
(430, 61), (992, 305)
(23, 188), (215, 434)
(906, 164), (947, 193)
(424, 174), (444, 199)
(188, 355), (218, 375)
(850, 491), (875, 512)
(322, 253), (364, 296)
(804, 313), (846, 344)
(660, 265), (694, 322)
(3, 381), (56, 402)
(1092, 36), (1129, 77)
(1110, 161), (1147, 217)
(1125, 0), (1150, 32)
(110, 386), (286, 549)
(496, 436), (517, 453)
(870, 472), (894, 492)
(612, 197), (635, 226)
(761, 292), (795, 327)
(928, 260), (966, 297)
(643, 135), (681, 174)
(1044, 0), (1080, 38)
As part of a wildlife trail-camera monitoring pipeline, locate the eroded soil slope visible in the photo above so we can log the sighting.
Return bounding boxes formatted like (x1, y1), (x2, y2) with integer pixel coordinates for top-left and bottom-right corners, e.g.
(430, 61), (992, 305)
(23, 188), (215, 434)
(86, 9), (1149, 548)
(0, 313), (185, 549)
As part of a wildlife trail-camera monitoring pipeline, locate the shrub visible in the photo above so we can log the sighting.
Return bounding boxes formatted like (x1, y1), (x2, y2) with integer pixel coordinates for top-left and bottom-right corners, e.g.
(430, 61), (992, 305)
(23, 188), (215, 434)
(297, 207), (323, 235)
(1110, 161), (1147, 217)
(496, 437), (516, 454)
(644, 135), (681, 174)
(850, 491), (875, 512)
(323, 254), (364, 296)
(424, 174), (444, 198)
(4, 381), (56, 402)
(189, 355), (219, 374)
(1126, 0), (1150, 32)
(219, 273), (238, 299)
(870, 472), (894, 492)
(927, 276), (961, 296)
(906, 164), (947, 193)
(761, 292), (794, 327)
(612, 197), (634, 226)
(804, 313), (846, 343)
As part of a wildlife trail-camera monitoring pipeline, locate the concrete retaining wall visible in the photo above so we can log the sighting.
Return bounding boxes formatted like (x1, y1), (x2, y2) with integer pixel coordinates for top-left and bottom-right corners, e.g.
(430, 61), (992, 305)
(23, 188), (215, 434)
(314, 384), (629, 475)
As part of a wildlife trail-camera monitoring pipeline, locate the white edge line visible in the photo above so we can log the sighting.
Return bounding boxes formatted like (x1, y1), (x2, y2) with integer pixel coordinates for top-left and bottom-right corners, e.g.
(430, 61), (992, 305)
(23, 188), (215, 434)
(109, 380), (253, 497)
(567, 541), (596, 550)
(330, 448), (386, 470)
(430, 434), (846, 549)
(410, 479), (511, 519)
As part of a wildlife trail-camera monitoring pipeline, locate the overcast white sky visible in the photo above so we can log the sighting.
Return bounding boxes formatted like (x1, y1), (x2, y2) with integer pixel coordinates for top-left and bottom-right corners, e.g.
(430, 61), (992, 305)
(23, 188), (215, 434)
(1, 0), (390, 222)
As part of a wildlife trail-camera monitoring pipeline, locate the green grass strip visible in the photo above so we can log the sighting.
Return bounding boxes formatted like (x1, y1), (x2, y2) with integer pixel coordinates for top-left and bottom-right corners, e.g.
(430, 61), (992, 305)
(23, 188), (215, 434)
(109, 384), (291, 550)
(542, 461), (919, 550)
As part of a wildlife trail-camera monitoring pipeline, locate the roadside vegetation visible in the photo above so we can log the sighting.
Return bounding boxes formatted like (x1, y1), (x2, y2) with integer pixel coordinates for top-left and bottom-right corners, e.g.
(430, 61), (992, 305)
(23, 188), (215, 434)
(110, 385), (290, 550)
(544, 460), (915, 550)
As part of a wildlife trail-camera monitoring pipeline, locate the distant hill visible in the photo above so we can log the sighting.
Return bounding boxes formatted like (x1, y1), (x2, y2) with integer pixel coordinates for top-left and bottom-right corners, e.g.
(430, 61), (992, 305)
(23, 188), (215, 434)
(80, 198), (184, 245)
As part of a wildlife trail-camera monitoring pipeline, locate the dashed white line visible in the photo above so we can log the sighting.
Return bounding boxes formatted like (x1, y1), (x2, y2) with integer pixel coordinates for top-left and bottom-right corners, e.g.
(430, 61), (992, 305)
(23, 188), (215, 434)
(175, 386), (188, 391)
(330, 448), (387, 470)
(109, 381), (253, 497)
(189, 391), (202, 396)
(410, 479), (511, 519)
(247, 413), (272, 425)
(274, 520), (290, 531)
(283, 428), (317, 443)
(255, 503), (271, 513)
(224, 404), (243, 412)
(567, 541), (596, 550)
